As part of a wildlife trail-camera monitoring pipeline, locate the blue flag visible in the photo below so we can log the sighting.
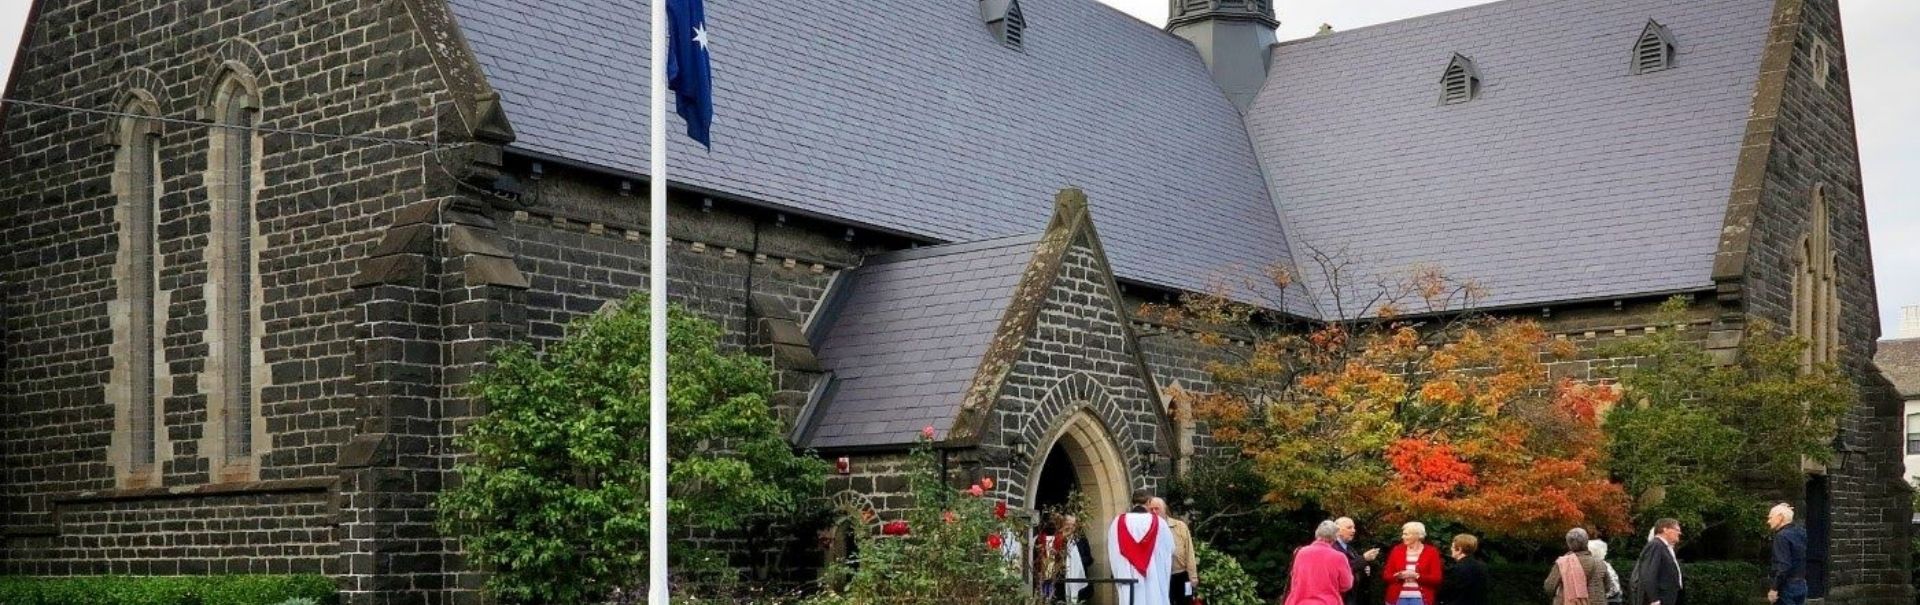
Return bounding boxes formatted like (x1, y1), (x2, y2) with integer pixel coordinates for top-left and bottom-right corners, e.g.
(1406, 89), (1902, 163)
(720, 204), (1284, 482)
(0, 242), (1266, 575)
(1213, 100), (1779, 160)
(666, 0), (712, 148)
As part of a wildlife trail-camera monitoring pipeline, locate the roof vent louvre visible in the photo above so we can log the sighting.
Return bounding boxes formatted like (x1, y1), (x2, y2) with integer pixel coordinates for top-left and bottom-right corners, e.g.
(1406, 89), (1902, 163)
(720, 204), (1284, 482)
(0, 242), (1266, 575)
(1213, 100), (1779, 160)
(1632, 20), (1677, 74)
(1440, 54), (1480, 105)
(980, 0), (1026, 49)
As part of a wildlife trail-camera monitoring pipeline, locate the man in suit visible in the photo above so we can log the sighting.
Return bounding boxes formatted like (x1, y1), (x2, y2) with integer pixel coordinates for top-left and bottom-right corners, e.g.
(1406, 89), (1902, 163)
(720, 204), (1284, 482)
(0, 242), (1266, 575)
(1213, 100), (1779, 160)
(1333, 517), (1380, 605)
(1632, 518), (1685, 605)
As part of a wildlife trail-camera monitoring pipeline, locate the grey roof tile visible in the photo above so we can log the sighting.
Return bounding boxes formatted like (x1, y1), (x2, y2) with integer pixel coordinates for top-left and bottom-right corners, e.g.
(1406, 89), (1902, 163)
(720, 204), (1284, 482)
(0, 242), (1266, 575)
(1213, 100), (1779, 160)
(446, 0), (1307, 314)
(1878, 339), (1920, 398)
(1249, 0), (1770, 316)
(804, 234), (1043, 449)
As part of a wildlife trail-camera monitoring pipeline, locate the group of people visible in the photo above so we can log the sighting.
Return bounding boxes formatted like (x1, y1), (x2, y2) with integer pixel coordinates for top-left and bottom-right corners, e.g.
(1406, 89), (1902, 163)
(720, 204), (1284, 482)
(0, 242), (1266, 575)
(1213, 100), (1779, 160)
(1032, 490), (1203, 605)
(1283, 503), (1811, 605)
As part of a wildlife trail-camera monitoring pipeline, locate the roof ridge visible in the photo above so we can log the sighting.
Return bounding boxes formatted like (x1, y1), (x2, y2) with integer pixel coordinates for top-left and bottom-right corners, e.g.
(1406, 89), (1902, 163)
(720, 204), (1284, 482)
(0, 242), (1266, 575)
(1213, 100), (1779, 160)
(862, 232), (1044, 266)
(1272, 0), (1522, 48)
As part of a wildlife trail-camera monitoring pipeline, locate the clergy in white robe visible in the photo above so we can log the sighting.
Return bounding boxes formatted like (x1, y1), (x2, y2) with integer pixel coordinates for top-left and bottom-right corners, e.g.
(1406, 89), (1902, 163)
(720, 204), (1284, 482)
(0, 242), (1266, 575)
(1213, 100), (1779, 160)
(1107, 510), (1174, 605)
(1064, 539), (1089, 604)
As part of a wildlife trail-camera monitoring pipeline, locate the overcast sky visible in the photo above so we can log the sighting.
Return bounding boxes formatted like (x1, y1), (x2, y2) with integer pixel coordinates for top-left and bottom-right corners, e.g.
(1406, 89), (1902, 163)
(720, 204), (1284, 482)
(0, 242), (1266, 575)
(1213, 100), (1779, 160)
(1, 1), (1914, 335)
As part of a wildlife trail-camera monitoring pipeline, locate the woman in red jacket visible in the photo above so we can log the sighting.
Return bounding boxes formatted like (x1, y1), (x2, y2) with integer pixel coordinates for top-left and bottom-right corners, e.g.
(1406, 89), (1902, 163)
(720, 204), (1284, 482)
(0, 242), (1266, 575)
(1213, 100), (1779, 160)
(1382, 521), (1444, 605)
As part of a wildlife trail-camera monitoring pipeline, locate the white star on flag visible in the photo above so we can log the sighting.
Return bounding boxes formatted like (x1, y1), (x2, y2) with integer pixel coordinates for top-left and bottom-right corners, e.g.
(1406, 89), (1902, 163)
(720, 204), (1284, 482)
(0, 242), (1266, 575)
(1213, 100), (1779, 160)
(693, 24), (709, 50)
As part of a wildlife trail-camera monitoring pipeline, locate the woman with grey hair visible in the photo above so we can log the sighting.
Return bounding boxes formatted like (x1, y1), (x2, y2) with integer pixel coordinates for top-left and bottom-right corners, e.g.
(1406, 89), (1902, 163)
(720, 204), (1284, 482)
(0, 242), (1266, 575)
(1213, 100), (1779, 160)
(1381, 522), (1442, 605)
(1544, 528), (1609, 605)
(1587, 539), (1623, 605)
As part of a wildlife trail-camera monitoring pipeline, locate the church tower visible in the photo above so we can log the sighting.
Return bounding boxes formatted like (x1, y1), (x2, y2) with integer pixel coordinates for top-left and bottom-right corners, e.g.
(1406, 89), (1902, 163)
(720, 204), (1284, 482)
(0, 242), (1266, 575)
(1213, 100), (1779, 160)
(1166, 0), (1279, 112)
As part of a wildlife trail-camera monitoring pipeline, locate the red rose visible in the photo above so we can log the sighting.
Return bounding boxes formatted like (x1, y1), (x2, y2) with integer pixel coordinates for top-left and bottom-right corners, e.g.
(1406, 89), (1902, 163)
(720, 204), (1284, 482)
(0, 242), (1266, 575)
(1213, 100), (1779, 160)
(986, 533), (1003, 550)
(943, 510), (958, 524)
(966, 485), (984, 497)
(994, 500), (1008, 519)
(920, 425), (936, 440)
(979, 476), (995, 490)
(882, 520), (910, 536)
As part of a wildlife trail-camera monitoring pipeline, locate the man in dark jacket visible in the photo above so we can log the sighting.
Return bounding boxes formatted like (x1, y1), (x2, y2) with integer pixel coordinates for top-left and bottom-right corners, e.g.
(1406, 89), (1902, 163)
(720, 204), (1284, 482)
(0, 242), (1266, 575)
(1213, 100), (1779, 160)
(1632, 519), (1685, 605)
(1333, 517), (1380, 605)
(1767, 504), (1808, 605)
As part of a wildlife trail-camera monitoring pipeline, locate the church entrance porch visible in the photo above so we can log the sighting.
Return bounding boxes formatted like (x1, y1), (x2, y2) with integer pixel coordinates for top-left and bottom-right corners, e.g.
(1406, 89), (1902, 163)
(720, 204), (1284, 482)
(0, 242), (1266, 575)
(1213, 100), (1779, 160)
(1027, 410), (1134, 605)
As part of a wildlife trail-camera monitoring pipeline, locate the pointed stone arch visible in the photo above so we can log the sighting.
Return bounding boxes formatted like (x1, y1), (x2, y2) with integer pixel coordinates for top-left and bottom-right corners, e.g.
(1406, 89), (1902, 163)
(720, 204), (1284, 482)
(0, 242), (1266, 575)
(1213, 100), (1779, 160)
(195, 39), (271, 120)
(1024, 382), (1136, 605)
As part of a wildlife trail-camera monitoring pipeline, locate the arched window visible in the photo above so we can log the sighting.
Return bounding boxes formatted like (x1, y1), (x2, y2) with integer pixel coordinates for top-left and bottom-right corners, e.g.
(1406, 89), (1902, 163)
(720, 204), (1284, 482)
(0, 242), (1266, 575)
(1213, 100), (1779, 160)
(112, 95), (164, 485)
(1793, 184), (1840, 368)
(205, 70), (263, 479)
(1810, 39), (1832, 90)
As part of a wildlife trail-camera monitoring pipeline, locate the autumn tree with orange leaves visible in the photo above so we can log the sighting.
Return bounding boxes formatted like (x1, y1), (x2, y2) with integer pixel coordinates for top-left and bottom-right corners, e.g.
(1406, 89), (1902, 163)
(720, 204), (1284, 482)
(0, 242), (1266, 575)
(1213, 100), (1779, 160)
(1146, 250), (1630, 541)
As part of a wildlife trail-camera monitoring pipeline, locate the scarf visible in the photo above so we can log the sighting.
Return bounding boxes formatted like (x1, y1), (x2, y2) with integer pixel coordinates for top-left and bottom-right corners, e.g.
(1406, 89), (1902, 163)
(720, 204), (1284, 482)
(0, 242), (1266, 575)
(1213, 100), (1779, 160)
(1116, 514), (1159, 575)
(1556, 554), (1590, 604)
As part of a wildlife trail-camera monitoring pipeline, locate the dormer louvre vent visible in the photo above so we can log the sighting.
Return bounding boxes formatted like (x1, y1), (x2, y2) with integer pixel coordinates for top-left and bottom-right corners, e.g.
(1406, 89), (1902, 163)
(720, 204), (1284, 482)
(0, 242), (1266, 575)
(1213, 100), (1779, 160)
(1440, 54), (1480, 105)
(1003, 1), (1025, 47)
(1632, 20), (1677, 74)
(981, 0), (1026, 49)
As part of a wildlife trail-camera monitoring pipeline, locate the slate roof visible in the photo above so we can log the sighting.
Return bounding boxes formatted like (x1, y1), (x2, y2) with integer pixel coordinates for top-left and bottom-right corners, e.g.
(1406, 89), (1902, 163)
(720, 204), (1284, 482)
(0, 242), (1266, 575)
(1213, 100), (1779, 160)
(446, 0), (1308, 314)
(1878, 339), (1920, 399)
(803, 234), (1042, 449)
(1248, 0), (1772, 316)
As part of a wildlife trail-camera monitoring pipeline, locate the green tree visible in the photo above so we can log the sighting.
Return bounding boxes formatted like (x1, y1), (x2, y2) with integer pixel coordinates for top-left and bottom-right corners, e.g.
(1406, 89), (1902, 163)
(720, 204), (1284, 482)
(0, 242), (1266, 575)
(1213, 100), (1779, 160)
(1602, 298), (1852, 539)
(436, 294), (828, 605)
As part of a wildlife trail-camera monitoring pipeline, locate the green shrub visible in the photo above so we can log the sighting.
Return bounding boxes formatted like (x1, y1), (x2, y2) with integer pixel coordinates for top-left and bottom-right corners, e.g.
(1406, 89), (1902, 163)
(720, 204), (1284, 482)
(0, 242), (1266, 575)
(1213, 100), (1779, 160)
(1195, 540), (1261, 605)
(0, 575), (334, 605)
(436, 295), (828, 605)
(803, 438), (1033, 605)
(1483, 560), (1765, 605)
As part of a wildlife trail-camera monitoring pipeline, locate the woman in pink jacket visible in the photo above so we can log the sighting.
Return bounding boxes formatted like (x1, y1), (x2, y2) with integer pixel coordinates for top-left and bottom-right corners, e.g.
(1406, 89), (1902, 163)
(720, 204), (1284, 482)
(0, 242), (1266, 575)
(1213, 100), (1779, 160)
(1287, 521), (1356, 605)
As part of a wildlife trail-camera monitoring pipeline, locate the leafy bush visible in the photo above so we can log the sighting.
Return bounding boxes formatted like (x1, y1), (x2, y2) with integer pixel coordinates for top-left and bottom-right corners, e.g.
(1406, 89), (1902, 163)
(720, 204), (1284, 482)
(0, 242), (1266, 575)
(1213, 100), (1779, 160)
(805, 436), (1034, 605)
(1603, 300), (1852, 540)
(0, 575), (334, 605)
(1195, 540), (1261, 605)
(1483, 560), (1764, 605)
(436, 295), (828, 605)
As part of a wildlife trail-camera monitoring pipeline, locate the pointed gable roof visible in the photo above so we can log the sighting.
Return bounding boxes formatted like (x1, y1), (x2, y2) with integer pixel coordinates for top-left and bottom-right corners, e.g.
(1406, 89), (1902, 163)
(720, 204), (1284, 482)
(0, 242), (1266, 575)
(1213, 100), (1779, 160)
(802, 233), (1041, 449)
(445, 0), (1306, 314)
(802, 189), (1160, 450)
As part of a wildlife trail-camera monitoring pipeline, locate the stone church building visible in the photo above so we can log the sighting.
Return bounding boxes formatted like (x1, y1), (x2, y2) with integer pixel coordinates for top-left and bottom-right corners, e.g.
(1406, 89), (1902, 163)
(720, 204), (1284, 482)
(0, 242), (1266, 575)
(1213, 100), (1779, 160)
(0, 0), (1910, 603)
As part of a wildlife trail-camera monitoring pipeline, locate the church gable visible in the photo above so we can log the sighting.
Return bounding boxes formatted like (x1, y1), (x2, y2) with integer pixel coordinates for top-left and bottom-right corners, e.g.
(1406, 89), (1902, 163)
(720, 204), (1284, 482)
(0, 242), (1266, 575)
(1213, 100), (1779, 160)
(949, 190), (1172, 499)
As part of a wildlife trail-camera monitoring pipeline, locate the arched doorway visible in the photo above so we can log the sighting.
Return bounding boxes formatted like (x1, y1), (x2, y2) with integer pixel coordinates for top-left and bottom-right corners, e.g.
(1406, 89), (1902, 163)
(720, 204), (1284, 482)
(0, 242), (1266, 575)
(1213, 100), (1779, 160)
(1028, 410), (1133, 605)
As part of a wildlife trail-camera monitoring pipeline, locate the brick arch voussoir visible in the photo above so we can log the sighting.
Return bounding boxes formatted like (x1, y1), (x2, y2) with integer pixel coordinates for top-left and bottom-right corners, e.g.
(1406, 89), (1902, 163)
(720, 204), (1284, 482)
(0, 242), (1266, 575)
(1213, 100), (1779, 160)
(195, 39), (272, 119)
(1031, 372), (1141, 484)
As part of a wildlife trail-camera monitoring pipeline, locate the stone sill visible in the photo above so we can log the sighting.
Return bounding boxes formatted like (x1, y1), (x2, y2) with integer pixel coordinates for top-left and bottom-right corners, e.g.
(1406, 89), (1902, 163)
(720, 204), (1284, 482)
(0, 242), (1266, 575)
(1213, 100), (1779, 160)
(53, 476), (337, 505)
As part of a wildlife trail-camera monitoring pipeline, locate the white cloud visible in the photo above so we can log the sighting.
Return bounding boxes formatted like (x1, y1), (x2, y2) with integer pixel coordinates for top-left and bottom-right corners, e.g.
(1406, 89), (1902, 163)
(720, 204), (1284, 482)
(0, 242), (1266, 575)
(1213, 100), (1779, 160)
(0, 1), (26, 92)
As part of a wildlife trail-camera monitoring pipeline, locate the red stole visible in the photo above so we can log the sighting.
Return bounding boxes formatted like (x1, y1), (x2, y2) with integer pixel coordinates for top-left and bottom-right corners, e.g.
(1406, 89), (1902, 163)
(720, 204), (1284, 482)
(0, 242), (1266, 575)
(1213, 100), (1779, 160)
(1116, 514), (1159, 575)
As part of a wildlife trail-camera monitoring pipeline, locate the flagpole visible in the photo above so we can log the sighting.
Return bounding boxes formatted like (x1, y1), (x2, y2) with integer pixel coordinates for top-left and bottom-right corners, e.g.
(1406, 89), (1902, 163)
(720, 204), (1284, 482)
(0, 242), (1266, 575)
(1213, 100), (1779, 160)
(647, 0), (670, 600)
